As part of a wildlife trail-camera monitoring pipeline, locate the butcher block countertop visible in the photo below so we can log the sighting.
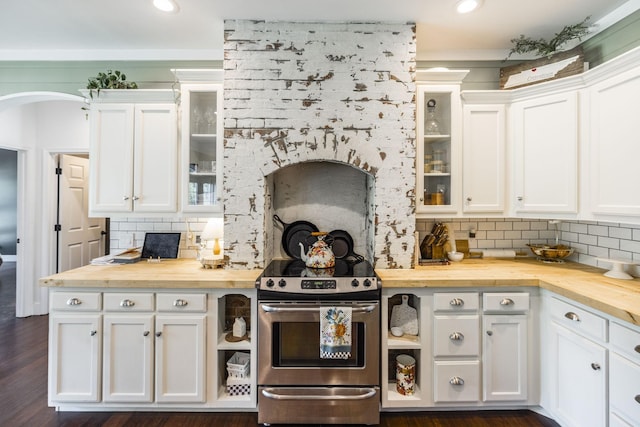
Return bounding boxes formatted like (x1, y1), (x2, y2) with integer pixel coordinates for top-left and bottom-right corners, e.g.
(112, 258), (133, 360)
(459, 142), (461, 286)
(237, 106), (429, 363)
(377, 258), (640, 326)
(40, 258), (640, 325)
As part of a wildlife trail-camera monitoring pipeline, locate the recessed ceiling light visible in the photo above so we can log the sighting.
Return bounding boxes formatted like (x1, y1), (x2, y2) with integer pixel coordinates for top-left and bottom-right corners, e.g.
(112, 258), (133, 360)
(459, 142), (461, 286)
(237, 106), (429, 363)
(153, 0), (179, 13)
(456, 0), (483, 14)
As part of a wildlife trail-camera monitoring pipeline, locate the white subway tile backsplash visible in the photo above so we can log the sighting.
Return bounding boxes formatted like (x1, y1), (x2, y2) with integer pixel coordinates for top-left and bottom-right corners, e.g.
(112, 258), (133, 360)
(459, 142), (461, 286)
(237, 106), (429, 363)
(610, 226), (632, 240)
(588, 224), (609, 236)
(598, 236), (620, 249)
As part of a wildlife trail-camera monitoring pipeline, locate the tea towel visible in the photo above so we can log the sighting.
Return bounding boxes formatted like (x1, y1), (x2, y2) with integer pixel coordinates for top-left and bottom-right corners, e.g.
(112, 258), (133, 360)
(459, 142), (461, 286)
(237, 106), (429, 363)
(320, 306), (352, 359)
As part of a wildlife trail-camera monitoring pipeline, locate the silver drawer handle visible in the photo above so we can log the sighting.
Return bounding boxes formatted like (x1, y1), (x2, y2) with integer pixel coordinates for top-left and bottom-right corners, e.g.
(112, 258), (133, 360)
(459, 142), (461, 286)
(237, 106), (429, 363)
(564, 312), (580, 322)
(90, 330), (97, 336)
(635, 395), (640, 405)
(449, 298), (464, 307)
(143, 331), (150, 337)
(449, 377), (464, 386)
(261, 303), (376, 314)
(261, 387), (376, 401)
(155, 331), (162, 337)
(449, 332), (464, 341)
(635, 345), (640, 354)
(591, 363), (601, 371)
(66, 297), (82, 306)
(500, 298), (514, 306)
(173, 299), (188, 307)
(120, 299), (135, 308)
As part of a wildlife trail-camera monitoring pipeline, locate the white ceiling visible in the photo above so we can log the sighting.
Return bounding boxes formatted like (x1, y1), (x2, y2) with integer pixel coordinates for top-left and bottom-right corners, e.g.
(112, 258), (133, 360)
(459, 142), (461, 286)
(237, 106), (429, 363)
(1, 0), (638, 61)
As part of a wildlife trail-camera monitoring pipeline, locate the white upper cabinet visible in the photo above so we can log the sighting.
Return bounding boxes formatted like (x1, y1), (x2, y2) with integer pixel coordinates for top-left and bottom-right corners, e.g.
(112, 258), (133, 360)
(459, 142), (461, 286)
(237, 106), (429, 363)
(586, 63), (640, 220)
(511, 91), (579, 216)
(86, 90), (178, 216)
(461, 101), (506, 214)
(415, 70), (468, 216)
(173, 69), (224, 214)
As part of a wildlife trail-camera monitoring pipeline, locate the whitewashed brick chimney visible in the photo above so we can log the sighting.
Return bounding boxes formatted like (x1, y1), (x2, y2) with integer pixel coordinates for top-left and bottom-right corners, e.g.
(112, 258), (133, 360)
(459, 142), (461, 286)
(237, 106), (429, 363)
(223, 20), (416, 269)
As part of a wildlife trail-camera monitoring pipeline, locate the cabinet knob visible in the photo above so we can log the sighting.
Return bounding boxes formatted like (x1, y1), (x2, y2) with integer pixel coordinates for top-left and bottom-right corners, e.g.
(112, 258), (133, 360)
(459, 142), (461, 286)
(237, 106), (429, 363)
(500, 298), (514, 306)
(90, 330), (97, 336)
(449, 377), (465, 386)
(591, 363), (601, 371)
(449, 298), (464, 307)
(635, 395), (640, 405)
(133, 196), (140, 201)
(143, 331), (150, 337)
(564, 312), (580, 322)
(120, 299), (135, 308)
(466, 197), (472, 202)
(155, 331), (162, 337)
(123, 196), (129, 201)
(173, 299), (188, 307)
(66, 297), (82, 306)
(517, 196), (523, 202)
(634, 345), (640, 354)
(486, 330), (493, 336)
(449, 332), (464, 341)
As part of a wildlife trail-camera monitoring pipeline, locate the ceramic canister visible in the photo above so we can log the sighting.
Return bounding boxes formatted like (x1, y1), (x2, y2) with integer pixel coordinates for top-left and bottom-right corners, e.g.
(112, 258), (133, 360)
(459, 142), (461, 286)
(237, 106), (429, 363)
(396, 354), (416, 395)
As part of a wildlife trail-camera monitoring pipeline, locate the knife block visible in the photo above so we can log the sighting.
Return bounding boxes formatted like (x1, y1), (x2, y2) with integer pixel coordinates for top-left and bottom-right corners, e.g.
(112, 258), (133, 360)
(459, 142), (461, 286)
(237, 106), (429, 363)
(421, 244), (444, 260)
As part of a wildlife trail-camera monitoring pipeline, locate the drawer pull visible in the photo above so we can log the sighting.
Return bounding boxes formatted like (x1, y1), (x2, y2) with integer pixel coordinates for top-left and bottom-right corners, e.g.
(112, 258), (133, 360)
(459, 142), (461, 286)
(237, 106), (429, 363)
(90, 330), (97, 336)
(449, 377), (464, 386)
(449, 332), (464, 341)
(143, 331), (150, 337)
(66, 297), (82, 306)
(487, 330), (493, 336)
(564, 312), (580, 322)
(120, 299), (135, 308)
(591, 363), (601, 371)
(635, 395), (640, 405)
(155, 332), (162, 337)
(500, 298), (514, 306)
(449, 298), (464, 307)
(173, 299), (188, 307)
(635, 345), (640, 354)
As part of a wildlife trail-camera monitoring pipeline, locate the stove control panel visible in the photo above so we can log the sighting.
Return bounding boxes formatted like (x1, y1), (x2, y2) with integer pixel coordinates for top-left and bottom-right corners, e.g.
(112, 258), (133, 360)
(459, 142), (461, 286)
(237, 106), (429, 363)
(257, 276), (379, 294)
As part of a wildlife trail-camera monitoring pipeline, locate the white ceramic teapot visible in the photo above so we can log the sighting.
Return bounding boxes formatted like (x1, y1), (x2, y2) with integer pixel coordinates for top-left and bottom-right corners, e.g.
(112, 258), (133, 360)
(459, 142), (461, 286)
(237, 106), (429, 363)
(299, 232), (335, 269)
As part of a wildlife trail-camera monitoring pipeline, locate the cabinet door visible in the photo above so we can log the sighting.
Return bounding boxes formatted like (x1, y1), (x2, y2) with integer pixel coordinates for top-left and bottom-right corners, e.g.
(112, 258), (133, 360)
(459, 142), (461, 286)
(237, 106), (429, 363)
(416, 84), (461, 214)
(483, 315), (528, 401)
(180, 83), (223, 213)
(133, 104), (178, 213)
(551, 322), (607, 427)
(49, 314), (102, 402)
(512, 92), (578, 214)
(588, 68), (640, 218)
(89, 104), (135, 214)
(462, 104), (505, 213)
(103, 314), (154, 403)
(155, 315), (206, 403)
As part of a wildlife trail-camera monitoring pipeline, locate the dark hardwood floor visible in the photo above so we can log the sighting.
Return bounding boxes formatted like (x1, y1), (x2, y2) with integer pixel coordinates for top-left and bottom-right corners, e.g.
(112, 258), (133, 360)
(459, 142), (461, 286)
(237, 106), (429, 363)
(0, 262), (558, 426)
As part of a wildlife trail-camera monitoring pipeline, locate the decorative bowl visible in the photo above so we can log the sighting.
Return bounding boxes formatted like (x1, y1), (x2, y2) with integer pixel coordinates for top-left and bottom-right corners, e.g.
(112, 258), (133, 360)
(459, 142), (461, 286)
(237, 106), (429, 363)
(447, 251), (464, 262)
(527, 244), (574, 260)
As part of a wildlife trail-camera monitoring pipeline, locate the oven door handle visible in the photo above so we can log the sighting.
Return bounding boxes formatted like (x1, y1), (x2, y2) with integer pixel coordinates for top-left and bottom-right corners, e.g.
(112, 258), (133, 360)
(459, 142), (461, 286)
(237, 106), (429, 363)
(261, 387), (377, 401)
(260, 303), (377, 313)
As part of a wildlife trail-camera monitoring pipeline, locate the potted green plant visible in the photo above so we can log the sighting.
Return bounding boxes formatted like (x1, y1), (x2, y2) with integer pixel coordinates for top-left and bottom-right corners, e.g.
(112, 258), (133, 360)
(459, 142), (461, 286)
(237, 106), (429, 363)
(86, 70), (138, 99)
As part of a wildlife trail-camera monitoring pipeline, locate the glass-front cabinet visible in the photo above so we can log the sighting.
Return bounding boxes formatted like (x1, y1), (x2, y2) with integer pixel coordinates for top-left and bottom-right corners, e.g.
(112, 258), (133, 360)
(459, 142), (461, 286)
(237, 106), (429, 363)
(174, 69), (224, 213)
(415, 70), (467, 215)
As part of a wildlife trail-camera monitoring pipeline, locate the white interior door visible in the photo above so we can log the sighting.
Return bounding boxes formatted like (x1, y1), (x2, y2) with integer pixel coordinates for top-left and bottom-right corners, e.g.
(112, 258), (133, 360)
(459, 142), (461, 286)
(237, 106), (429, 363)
(58, 154), (105, 272)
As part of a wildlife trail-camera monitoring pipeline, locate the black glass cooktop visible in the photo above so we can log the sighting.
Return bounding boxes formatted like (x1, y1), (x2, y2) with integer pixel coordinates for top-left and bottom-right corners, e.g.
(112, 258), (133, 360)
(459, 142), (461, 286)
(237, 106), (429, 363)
(262, 259), (375, 278)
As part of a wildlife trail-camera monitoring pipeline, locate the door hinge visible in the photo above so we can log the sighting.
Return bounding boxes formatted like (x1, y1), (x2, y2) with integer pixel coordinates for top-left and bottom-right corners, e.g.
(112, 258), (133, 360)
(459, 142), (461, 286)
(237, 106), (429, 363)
(55, 167), (62, 175)
(54, 224), (62, 232)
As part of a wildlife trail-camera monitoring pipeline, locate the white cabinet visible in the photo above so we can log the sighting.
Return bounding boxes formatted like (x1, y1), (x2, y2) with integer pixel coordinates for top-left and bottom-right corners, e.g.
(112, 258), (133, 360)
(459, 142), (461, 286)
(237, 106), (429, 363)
(511, 91), (579, 215)
(174, 71), (224, 213)
(547, 296), (607, 427)
(461, 103), (506, 213)
(48, 292), (102, 404)
(155, 314), (207, 403)
(87, 90), (178, 216)
(609, 321), (640, 426)
(415, 70), (468, 215)
(586, 65), (640, 219)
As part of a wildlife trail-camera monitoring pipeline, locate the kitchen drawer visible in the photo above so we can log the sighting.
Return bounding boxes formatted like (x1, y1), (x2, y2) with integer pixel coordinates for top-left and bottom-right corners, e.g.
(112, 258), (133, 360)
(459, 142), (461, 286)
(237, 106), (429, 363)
(156, 293), (207, 312)
(549, 297), (607, 343)
(50, 291), (101, 311)
(104, 292), (154, 312)
(433, 360), (480, 403)
(434, 292), (479, 313)
(433, 315), (480, 357)
(610, 352), (640, 425)
(483, 292), (529, 313)
(611, 321), (640, 363)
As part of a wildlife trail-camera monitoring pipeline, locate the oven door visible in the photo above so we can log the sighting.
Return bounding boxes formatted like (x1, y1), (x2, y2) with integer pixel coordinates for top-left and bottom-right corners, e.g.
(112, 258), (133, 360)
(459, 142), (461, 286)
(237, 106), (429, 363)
(257, 300), (380, 386)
